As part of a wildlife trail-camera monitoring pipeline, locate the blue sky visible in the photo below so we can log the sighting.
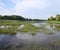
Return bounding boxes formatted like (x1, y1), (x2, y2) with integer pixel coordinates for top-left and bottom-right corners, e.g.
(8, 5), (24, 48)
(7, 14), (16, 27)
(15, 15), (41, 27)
(0, 0), (60, 19)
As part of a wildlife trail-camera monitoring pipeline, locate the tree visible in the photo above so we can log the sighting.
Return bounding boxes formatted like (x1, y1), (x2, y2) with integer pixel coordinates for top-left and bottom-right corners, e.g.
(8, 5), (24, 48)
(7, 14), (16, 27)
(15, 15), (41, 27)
(0, 15), (2, 20)
(0, 15), (26, 20)
(56, 14), (60, 21)
(50, 16), (53, 21)
(48, 18), (50, 21)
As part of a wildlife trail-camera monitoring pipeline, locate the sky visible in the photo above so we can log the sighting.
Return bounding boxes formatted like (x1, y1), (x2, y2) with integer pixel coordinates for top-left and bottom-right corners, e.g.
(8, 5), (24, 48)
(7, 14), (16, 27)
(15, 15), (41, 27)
(0, 0), (60, 19)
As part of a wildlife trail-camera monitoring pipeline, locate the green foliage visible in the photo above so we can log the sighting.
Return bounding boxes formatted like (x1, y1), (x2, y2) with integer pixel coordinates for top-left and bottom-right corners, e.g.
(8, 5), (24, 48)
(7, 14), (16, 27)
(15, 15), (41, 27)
(0, 26), (18, 34)
(19, 22), (39, 33)
(48, 18), (50, 20)
(50, 16), (54, 21)
(48, 14), (60, 21)
(0, 15), (25, 21)
(0, 20), (53, 35)
(0, 15), (42, 21)
(0, 20), (21, 34)
(56, 14), (60, 21)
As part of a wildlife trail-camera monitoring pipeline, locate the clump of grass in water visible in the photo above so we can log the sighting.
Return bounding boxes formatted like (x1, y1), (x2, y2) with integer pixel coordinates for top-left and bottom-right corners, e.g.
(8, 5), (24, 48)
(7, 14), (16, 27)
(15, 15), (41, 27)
(19, 22), (40, 34)
(0, 20), (23, 34)
(44, 28), (53, 35)
(46, 30), (53, 34)
(39, 27), (53, 35)
(0, 26), (18, 34)
(54, 24), (60, 31)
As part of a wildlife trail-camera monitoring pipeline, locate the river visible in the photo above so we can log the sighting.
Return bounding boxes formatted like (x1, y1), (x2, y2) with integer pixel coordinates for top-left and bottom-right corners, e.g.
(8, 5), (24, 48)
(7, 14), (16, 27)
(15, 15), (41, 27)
(0, 22), (60, 50)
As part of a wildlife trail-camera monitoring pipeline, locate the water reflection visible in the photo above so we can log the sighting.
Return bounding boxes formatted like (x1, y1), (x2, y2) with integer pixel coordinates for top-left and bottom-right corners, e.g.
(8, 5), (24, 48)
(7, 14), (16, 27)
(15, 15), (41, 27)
(16, 32), (49, 43)
(0, 22), (60, 50)
(0, 35), (25, 50)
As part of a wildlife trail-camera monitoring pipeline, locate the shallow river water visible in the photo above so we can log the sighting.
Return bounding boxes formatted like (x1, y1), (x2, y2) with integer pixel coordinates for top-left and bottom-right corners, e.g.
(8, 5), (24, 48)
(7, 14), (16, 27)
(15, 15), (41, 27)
(0, 22), (60, 50)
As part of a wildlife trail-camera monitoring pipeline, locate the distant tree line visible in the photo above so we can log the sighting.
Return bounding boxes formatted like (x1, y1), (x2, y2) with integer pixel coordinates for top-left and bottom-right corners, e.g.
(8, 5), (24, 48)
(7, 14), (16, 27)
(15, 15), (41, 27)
(48, 14), (60, 21)
(0, 15), (25, 21)
(0, 15), (42, 21)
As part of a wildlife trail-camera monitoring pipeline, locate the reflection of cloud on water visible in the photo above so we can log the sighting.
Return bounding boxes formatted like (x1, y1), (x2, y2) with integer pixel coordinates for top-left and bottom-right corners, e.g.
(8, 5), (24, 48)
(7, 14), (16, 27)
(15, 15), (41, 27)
(0, 35), (25, 50)
(16, 32), (49, 43)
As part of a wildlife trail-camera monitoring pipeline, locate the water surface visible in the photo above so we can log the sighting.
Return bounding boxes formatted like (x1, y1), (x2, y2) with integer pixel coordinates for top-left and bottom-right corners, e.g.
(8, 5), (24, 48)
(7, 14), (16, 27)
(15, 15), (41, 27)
(0, 22), (60, 50)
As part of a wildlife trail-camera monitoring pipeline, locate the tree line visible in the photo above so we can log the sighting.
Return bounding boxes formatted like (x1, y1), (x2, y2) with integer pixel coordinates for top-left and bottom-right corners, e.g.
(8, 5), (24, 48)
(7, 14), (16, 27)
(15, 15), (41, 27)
(0, 15), (41, 21)
(48, 14), (60, 21)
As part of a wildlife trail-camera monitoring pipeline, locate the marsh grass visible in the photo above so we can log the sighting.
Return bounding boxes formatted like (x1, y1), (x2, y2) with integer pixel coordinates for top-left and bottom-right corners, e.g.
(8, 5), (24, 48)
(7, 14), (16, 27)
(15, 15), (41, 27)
(0, 20), (54, 35)
(54, 26), (60, 31)
(40, 29), (53, 35)
(48, 21), (60, 31)
(0, 20), (22, 34)
(45, 30), (53, 34)
(0, 26), (19, 34)
(53, 24), (60, 31)
(48, 21), (60, 24)
(19, 22), (41, 34)
(0, 20), (22, 26)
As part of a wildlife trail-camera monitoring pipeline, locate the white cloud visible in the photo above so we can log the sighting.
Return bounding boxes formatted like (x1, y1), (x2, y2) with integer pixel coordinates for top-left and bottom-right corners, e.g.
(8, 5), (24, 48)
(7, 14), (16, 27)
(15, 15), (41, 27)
(1, 0), (59, 19)
(0, 0), (48, 14)
(0, 2), (6, 8)
(0, 0), (49, 19)
(0, 2), (7, 15)
(12, 0), (48, 14)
